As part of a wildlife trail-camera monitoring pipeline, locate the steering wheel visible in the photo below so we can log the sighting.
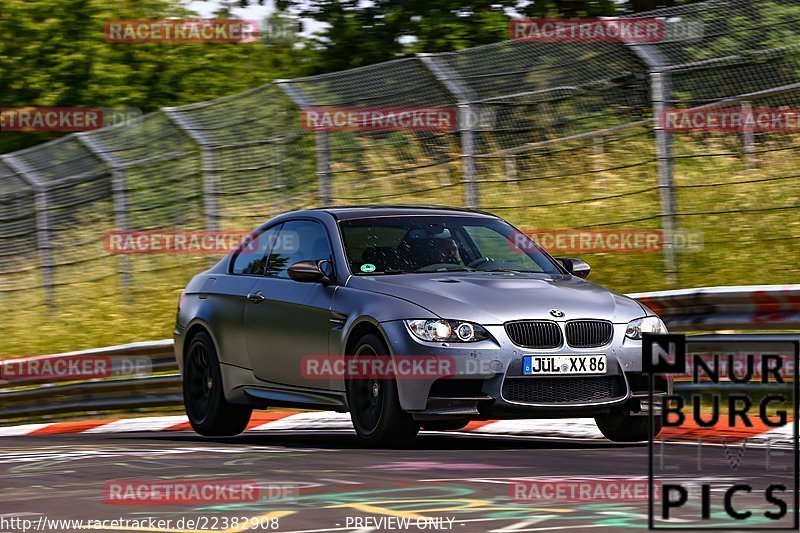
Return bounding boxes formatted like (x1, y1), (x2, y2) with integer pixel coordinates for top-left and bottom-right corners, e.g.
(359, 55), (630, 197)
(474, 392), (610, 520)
(467, 257), (495, 269)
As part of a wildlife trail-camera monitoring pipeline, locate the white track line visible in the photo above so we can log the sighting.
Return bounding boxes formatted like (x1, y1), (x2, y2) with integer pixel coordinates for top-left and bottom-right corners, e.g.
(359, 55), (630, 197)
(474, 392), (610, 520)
(252, 412), (355, 431)
(472, 418), (604, 439)
(83, 415), (187, 433)
(0, 423), (52, 436)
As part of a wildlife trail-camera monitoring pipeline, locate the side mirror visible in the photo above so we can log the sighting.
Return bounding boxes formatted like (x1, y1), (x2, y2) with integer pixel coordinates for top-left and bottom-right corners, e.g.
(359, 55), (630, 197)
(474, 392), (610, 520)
(287, 260), (334, 283)
(558, 257), (591, 279)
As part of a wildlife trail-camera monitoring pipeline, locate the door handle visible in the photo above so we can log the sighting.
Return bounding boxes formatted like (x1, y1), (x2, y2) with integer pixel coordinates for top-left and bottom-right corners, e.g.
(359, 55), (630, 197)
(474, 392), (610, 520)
(247, 292), (265, 304)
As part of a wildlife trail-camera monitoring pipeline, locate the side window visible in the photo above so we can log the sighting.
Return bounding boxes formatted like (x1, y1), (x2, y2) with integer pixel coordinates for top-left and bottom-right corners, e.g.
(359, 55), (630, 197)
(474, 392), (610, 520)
(231, 225), (282, 275)
(266, 220), (332, 278)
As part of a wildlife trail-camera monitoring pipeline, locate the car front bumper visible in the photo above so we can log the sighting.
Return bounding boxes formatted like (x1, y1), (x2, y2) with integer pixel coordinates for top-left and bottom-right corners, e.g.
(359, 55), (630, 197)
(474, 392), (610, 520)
(379, 320), (669, 418)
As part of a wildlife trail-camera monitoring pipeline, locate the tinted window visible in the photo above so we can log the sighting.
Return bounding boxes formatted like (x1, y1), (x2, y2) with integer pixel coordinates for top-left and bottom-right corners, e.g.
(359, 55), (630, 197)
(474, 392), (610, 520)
(231, 225), (282, 275)
(340, 225), (407, 265)
(266, 220), (332, 278)
(339, 215), (560, 275)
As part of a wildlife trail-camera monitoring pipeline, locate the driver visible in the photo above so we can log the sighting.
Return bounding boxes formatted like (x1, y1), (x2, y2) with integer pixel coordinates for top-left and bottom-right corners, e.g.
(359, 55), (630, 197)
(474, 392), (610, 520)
(430, 235), (461, 265)
(403, 228), (463, 269)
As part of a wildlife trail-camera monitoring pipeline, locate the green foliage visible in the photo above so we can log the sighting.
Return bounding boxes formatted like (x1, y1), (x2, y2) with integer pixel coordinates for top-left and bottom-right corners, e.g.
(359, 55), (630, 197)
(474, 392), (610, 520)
(0, 0), (714, 155)
(0, 0), (309, 154)
(274, 0), (708, 74)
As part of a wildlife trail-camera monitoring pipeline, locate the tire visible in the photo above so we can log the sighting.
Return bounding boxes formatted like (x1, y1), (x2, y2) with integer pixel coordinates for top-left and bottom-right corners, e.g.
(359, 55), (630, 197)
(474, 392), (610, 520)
(595, 408), (662, 442)
(183, 331), (252, 436)
(346, 333), (419, 446)
(422, 419), (470, 432)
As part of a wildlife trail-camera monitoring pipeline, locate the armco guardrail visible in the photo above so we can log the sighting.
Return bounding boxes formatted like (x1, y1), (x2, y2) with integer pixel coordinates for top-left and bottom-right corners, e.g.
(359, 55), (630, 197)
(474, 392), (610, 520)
(0, 285), (798, 423)
(630, 284), (800, 332)
(0, 340), (179, 422)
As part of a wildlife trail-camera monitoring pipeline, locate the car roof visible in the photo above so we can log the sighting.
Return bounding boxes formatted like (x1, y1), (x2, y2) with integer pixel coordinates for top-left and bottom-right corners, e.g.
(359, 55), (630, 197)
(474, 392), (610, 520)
(309, 205), (499, 220)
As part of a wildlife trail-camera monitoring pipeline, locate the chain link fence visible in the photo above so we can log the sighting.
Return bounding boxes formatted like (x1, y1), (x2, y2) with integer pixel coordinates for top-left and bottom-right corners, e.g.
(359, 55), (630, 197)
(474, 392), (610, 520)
(1, 0), (799, 355)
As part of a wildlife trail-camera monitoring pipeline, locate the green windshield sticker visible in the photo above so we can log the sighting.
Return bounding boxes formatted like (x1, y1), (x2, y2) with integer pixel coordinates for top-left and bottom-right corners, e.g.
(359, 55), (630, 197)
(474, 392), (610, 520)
(360, 263), (376, 273)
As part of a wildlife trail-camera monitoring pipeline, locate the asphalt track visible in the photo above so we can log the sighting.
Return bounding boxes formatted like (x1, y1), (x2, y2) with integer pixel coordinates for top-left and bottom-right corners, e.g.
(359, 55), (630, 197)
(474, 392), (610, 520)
(0, 429), (795, 533)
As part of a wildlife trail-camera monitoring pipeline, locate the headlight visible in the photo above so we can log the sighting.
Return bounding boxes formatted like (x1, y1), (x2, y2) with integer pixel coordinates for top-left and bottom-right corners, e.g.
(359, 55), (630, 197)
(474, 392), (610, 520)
(625, 316), (667, 340)
(405, 319), (491, 342)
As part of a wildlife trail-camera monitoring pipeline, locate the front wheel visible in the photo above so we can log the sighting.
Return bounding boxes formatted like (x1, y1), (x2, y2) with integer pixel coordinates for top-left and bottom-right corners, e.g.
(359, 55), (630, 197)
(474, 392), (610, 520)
(346, 334), (419, 446)
(183, 331), (252, 436)
(595, 408), (662, 442)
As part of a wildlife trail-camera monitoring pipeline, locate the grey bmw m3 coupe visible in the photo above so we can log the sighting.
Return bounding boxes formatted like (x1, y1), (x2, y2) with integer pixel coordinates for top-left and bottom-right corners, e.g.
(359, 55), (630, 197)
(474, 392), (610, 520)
(175, 206), (670, 445)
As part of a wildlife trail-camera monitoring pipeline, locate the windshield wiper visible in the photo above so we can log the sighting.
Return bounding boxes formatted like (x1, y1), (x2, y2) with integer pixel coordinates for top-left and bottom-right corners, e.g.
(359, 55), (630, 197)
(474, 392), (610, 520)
(480, 268), (537, 273)
(363, 267), (478, 275)
(412, 267), (477, 273)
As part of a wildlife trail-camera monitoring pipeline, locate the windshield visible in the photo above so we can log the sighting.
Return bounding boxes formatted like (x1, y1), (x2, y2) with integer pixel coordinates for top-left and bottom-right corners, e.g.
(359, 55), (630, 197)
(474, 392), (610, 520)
(339, 215), (562, 275)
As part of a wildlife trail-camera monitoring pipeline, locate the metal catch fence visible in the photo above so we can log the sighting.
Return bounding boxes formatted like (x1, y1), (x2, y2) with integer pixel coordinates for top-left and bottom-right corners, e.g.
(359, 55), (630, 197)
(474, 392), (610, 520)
(1, 0), (799, 356)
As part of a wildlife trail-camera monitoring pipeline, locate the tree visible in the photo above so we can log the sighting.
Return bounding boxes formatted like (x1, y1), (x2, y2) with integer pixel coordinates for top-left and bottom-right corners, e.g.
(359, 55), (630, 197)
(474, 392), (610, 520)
(0, 0), (309, 153)
(274, 0), (706, 74)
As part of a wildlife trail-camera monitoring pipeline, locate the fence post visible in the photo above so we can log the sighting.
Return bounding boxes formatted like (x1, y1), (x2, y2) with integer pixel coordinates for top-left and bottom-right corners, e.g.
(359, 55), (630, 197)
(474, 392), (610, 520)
(315, 131), (332, 205)
(593, 136), (605, 156)
(505, 155), (518, 187)
(276, 80), (332, 205)
(76, 133), (131, 289)
(418, 54), (480, 209)
(592, 135), (606, 171)
(741, 101), (757, 169)
(163, 108), (219, 232)
(1, 154), (55, 305)
(628, 44), (678, 286)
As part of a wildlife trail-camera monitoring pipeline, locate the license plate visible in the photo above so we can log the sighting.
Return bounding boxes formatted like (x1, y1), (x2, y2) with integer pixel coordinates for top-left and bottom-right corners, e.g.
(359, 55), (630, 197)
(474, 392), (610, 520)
(523, 354), (606, 375)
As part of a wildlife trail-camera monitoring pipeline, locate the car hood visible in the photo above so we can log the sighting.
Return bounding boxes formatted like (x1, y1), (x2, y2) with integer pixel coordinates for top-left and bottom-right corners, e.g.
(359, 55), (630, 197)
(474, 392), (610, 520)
(346, 271), (646, 324)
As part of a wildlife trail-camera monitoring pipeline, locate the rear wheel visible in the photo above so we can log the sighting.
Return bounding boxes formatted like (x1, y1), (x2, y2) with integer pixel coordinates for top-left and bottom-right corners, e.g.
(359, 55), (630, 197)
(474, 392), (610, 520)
(595, 408), (662, 442)
(346, 334), (419, 446)
(183, 331), (252, 436)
